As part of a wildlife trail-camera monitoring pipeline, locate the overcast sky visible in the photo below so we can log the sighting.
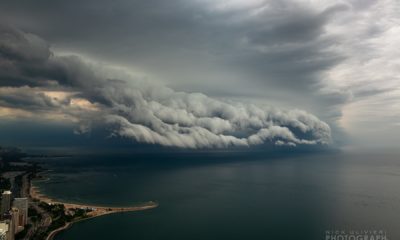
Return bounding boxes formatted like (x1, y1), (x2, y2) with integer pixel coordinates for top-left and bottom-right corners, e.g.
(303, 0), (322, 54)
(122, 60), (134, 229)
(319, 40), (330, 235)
(0, 0), (399, 149)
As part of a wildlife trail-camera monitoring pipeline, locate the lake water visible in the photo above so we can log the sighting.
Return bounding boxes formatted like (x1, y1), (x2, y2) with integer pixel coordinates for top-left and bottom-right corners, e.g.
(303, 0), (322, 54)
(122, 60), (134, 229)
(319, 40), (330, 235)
(33, 150), (400, 240)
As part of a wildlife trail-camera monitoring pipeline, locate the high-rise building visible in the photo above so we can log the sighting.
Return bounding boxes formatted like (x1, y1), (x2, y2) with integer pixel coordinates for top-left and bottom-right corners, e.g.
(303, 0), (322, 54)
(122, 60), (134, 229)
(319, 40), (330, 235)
(0, 191), (12, 216)
(8, 222), (14, 240)
(10, 208), (19, 235)
(12, 198), (28, 226)
(0, 220), (13, 240)
(0, 222), (7, 240)
(0, 230), (6, 240)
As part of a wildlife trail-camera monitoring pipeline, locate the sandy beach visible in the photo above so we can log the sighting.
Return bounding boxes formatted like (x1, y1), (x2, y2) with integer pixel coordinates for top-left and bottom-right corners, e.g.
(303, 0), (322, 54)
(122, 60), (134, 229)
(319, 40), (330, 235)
(30, 185), (158, 216)
(29, 182), (158, 240)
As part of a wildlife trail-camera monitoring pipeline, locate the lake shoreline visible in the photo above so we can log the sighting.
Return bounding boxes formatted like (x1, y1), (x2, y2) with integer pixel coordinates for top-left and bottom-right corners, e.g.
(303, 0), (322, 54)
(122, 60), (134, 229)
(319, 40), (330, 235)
(30, 180), (158, 240)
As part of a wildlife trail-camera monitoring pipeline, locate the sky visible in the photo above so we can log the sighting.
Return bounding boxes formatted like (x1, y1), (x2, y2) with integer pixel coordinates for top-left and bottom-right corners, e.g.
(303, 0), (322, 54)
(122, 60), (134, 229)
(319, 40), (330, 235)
(0, 0), (399, 149)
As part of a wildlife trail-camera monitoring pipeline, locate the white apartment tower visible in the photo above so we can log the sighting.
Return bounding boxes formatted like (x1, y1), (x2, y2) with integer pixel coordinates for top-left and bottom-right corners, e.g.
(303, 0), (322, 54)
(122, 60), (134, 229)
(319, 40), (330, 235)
(12, 198), (28, 226)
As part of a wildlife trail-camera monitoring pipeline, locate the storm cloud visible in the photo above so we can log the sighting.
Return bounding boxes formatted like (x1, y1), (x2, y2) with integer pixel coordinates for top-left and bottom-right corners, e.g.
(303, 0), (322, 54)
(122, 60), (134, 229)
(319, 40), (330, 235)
(1, 0), (398, 148)
(0, 25), (330, 148)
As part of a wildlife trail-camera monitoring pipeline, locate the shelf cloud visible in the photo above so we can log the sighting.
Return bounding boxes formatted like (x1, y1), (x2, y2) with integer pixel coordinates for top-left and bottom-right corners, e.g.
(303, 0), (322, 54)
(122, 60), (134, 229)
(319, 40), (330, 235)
(0, 25), (331, 148)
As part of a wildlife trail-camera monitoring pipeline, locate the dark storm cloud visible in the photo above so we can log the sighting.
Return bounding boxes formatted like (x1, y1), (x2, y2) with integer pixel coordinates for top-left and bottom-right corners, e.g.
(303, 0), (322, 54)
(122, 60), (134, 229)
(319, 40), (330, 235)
(223, 2), (350, 103)
(0, 24), (51, 87)
(0, 87), (66, 110)
(0, 0), (396, 148)
(247, 3), (348, 45)
(0, 24), (50, 61)
(231, 42), (344, 89)
(0, 0), (352, 133)
(0, 0), (348, 94)
(0, 24), (106, 91)
(0, 25), (331, 148)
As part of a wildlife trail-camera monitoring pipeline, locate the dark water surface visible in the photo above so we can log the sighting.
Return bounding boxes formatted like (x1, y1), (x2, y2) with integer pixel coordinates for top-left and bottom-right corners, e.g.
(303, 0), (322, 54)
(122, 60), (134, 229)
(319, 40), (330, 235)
(33, 150), (400, 240)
